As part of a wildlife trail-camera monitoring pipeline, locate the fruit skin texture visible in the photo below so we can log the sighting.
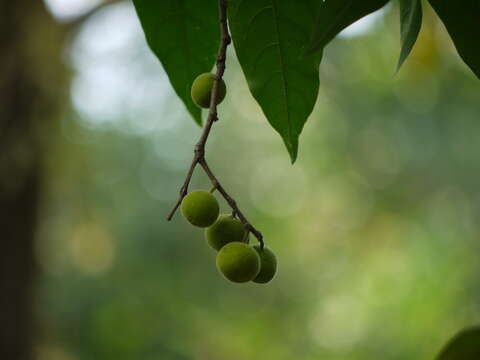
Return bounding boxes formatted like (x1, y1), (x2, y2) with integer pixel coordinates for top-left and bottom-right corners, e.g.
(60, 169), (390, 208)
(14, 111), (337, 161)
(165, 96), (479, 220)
(191, 73), (226, 108)
(216, 242), (260, 283)
(252, 245), (277, 283)
(205, 215), (246, 251)
(181, 190), (219, 228)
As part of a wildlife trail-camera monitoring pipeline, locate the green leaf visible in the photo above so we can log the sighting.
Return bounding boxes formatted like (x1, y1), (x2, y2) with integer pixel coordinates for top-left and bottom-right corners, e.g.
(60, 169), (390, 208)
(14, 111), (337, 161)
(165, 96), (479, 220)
(396, 0), (422, 71)
(429, 0), (480, 78)
(228, 0), (322, 162)
(436, 327), (480, 360)
(133, 0), (220, 125)
(305, 0), (390, 54)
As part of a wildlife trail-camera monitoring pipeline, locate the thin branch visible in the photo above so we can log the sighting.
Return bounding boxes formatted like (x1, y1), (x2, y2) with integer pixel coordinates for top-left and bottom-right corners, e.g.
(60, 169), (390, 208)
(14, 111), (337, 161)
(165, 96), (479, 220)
(166, 0), (264, 248)
(199, 159), (263, 247)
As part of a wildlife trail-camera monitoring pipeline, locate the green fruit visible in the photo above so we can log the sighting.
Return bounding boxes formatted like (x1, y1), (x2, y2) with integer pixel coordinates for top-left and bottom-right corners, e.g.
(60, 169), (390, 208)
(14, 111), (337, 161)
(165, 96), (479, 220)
(252, 245), (277, 284)
(191, 73), (226, 108)
(216, 242), (260, 283)
(181, 190), (219, 228)
(205, 215), (246, 251)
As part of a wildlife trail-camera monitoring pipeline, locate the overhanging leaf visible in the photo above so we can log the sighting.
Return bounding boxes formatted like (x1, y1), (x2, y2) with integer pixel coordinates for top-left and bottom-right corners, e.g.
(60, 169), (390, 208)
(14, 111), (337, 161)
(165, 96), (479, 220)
(133, 0), (219, 125)
(396, 0), (422, 71)
(305, 0), (390, 54)
(428, 0), (480, 78)
(436, 327), (480, 360)
(228, 0), (322, 162)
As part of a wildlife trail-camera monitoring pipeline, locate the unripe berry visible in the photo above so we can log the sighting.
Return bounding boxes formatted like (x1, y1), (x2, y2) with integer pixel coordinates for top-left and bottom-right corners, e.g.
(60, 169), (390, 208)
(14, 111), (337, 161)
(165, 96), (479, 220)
(181, 190), (219, 228)
(251, 245), (277, 284)
(205, 215), (246, 251)
(191, 73), (226, 108)
(216, 242), (260, 283)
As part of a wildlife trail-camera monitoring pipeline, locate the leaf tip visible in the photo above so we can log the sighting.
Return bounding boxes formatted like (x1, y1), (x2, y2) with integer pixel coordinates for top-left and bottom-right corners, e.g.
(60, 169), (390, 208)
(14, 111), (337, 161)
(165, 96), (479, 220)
(283, 136), (299, 164)
(394, 58), (404, 75)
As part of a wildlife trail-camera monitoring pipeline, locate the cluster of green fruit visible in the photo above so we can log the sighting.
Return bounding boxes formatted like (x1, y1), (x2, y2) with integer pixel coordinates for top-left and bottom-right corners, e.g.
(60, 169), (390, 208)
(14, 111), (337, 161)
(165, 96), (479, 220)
(181, 190), (277, 284)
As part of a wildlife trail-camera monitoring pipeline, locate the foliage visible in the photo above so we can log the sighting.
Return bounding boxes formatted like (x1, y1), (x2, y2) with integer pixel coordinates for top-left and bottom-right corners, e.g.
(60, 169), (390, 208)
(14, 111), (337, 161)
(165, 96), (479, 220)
(305, 0), (390, 54)
(133, 0), (479, 161)
(38, 4), (480, 357)
(133, 0), (219, 125)
(436, 327), (480, 360)
(228, 0), (322, 162)
(428, 0), (480, 78)
(124, 2), (480, 357)
(397, 0), (422, 71)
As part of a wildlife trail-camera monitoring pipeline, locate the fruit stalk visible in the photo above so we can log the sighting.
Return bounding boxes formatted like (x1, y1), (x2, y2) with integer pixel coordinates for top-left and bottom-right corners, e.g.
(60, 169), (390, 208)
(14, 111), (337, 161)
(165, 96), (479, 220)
(166, 0), (264, 248)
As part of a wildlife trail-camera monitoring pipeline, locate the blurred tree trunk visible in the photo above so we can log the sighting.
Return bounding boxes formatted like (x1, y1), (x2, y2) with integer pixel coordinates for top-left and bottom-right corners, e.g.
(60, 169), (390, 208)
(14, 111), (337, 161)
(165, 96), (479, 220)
(0, 1), (66, 359)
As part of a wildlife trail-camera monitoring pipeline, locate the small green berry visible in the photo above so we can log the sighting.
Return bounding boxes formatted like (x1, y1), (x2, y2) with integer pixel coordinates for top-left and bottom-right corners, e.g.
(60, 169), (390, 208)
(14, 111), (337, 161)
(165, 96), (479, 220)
(251, 245), (277, 284)
(205, 215), (246, 251)
(181, 190), (219, 228)
(191, 73), (226, 108)
(216, 242), (260, 283)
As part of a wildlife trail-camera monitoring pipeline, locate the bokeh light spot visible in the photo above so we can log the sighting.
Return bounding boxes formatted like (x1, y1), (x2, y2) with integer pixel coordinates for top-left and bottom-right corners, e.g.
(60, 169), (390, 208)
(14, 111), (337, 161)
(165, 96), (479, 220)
(69, 222), (115, 274)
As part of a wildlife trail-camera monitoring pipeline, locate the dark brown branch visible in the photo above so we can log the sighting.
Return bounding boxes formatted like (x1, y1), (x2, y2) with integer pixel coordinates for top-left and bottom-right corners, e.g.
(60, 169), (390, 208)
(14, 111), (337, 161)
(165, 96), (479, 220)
(199, 159), (263, 247)
(166, 0), (264, 248)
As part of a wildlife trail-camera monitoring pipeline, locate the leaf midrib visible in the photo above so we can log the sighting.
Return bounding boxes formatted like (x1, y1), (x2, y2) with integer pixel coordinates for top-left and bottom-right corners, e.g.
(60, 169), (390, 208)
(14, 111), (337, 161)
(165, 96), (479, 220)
(270, 0), (293, 149)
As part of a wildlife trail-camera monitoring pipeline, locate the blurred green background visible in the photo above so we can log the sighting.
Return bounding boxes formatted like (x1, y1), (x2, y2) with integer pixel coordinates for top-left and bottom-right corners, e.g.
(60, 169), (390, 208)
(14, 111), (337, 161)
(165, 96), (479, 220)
(34, 1), (479, 359)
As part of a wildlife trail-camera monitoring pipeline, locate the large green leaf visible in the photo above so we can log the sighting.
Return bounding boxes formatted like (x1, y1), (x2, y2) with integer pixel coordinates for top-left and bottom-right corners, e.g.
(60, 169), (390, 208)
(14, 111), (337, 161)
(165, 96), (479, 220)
(436, 327), (480, 360)
(305, 0), (390, 54)
(429, 0), (480, 78)
(396, 0), (422, 71)
(228, 0), (322, 162)
(133, 0), (219, 125)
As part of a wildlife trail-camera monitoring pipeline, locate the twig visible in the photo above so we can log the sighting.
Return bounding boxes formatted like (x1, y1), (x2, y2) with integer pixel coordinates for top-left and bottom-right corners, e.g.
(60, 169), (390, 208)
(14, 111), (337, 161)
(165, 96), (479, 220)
(166, 0), (264, 248)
